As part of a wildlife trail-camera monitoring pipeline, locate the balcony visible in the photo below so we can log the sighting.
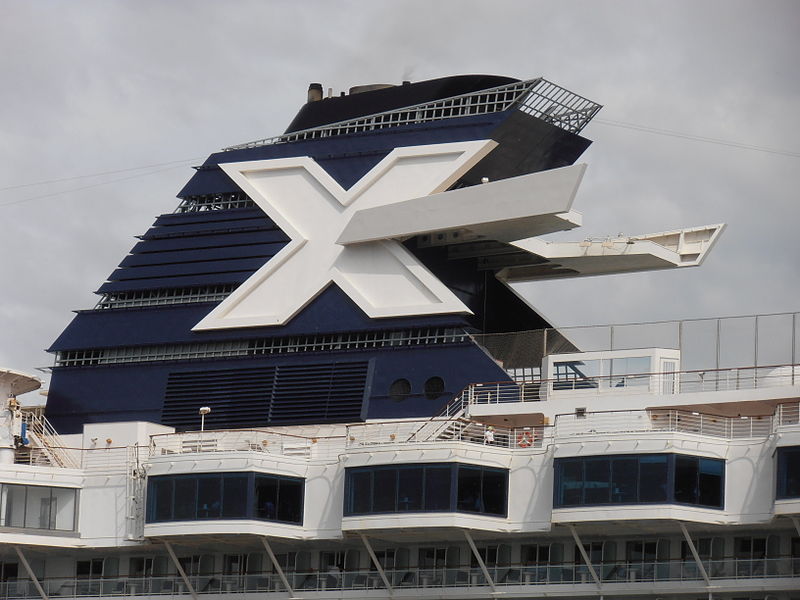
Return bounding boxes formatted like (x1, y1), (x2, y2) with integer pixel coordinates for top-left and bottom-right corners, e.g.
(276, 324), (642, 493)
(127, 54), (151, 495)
(2, 557), (797, 599)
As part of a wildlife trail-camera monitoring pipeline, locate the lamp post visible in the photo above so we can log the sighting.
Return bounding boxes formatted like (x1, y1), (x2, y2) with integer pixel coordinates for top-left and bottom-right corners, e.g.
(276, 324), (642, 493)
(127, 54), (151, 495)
(199, 406), (211, 432)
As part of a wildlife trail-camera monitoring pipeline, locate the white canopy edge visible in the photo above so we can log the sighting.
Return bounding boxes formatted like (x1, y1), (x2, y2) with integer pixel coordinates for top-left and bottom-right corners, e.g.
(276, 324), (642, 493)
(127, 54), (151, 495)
(0, 368), (42, 396)
(498, 223), (726, 282)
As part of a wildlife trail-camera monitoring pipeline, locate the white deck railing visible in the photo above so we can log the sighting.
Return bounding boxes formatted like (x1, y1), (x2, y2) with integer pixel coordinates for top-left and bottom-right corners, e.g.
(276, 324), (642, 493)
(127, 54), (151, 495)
(2, 557), (797, 599)
(464, 363), (800, 405)
(555, 409), (774, 440)
(148, 429), (347, 461)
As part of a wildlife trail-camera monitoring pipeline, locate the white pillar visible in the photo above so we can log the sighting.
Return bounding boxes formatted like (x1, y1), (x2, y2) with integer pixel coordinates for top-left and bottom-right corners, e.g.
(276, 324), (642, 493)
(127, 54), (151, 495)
(0, 405), (16, 465)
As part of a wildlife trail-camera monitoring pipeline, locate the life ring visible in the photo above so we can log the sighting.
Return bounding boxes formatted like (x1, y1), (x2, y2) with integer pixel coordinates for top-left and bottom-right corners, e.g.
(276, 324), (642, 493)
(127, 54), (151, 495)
(517, 431), (533, 448)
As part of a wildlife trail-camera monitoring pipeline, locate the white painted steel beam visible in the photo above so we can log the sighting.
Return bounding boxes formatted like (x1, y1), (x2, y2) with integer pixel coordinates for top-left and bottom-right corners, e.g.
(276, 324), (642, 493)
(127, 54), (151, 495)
(679, 522), (711, 588)
(14, 547), (48, 600)
(359, 533), (393, 596)
(260, 536), (298, 599)
(163, 541), (198, 600)
(463, 530), (497, 593)
(568, 524), (602, 590)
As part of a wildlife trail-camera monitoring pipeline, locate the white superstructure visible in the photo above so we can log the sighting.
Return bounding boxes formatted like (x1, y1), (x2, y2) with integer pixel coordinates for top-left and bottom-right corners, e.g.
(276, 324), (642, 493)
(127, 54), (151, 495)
(2, 313), (800, 600)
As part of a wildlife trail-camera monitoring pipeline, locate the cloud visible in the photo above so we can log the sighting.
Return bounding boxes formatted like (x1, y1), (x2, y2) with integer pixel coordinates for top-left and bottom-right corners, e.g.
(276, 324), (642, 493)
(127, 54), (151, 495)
(1, 0), (798, 386)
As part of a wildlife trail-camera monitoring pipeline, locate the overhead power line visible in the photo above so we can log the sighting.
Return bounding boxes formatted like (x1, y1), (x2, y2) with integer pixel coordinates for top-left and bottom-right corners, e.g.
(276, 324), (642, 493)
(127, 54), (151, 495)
(1, 118), (796, 211)
(593, 118), (800, 158)
(0, 157), (203, 193)
(0, 164), (190, 208)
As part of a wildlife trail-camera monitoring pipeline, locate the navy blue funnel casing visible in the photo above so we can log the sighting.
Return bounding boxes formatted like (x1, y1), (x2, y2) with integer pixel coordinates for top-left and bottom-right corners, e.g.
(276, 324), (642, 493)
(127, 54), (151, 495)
(44, 76), (593, 433)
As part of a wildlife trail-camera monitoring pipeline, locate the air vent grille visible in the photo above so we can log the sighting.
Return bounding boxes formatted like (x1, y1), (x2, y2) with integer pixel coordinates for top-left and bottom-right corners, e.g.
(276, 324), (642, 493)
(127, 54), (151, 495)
(162, 361), (369, 430)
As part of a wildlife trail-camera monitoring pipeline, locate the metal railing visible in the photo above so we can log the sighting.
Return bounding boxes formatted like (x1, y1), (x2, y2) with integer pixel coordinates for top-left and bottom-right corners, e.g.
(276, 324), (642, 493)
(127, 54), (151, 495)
(223, 78), (601, 151)
(148, 429), (347, 461)
(473, 311), (800, 375)
(2, 558), (797, 598)
(18, 410), (80, 468)
(17, 399), (796, 470)
(346, 418), (546, 450)
(555, 409), (773, 440)
(464, 363), (800, 405)
(777, 402), (800, 426)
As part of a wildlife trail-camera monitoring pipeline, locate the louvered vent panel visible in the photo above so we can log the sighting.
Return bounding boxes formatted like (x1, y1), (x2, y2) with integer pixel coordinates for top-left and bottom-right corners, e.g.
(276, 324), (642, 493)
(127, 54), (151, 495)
(162, 361), (368, 430)
(162, 368), (275, 430)
(269, 362), (368, 424)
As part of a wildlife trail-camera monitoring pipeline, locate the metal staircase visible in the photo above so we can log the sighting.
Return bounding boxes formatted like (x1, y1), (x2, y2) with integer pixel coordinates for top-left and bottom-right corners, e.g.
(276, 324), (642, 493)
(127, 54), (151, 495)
(404, 388), (471, 442)
(14, 408), (80, 468)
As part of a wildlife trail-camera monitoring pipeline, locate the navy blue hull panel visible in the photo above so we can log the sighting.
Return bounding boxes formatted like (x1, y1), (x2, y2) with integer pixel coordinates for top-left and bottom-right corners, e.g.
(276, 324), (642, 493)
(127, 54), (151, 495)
(49, 285), (470, 352)
(180, 114), (508, 197)
(46, 341), (508, 434)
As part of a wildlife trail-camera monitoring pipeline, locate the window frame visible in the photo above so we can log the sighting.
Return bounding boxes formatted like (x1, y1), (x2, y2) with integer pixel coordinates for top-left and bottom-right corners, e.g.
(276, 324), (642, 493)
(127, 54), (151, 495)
(145, 472), (304, 525)
(344, 463), (508, 518)
(553, 453), (724, 509)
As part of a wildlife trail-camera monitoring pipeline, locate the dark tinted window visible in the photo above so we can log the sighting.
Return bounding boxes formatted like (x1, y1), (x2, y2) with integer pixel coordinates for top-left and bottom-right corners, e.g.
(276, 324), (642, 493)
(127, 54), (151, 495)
(697, 458), (723, 507)
(145, 472), (302, 524)
(197, 477), (221, 519)
(558, 460), (583, 506)
(277, 478), (303, 524)
(222, 474), (249, 519)
(638, 455), (668, 502)
(350, 470), (372, 514)
(554, 454), (723, 509)
(153, 478), (174, 521)
(173, 478), (197, 520)
(255, 476), (278, 520)
(777, 446), (800, 499)
(584, 459), (610, 504)
(611, 457), (638, 503)
(344, 463), (507, 517)
(674, 455), (697, 504)
(398, 468), (423, 511)
(373, 469), (398, 512)
(457, 466), (482, 512)
(481, 468), (508, 516)
(424, 466), (451, 511)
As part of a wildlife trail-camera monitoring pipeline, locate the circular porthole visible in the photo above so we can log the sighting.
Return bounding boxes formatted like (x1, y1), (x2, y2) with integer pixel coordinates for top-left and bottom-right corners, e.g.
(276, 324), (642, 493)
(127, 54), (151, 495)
(424, 376), (445, 400)
(389, 378), (412, 402)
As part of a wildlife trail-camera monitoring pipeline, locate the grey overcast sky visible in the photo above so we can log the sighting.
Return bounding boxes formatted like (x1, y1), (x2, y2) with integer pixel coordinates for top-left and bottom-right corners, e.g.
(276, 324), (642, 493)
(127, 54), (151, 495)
(1, 0), (798, 389)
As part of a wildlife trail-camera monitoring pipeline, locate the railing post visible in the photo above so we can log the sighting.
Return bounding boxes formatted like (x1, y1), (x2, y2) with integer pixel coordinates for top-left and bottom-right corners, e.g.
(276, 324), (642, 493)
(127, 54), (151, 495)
(715, 319), (721, 391)
(543, 328), (548, 363)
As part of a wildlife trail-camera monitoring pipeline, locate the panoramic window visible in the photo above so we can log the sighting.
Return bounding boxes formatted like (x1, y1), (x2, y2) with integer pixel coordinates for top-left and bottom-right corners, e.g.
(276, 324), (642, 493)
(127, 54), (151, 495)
(146, 472), (303, 525)
(344, 463), (507, 517)
(0, 483), (77, 531)
(554, 454), (724, 509)
(777, 446), (800, 499)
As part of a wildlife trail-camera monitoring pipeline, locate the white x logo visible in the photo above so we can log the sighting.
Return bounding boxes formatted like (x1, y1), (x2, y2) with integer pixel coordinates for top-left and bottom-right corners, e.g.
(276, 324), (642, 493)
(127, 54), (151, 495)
(193, 141), (497, 330)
